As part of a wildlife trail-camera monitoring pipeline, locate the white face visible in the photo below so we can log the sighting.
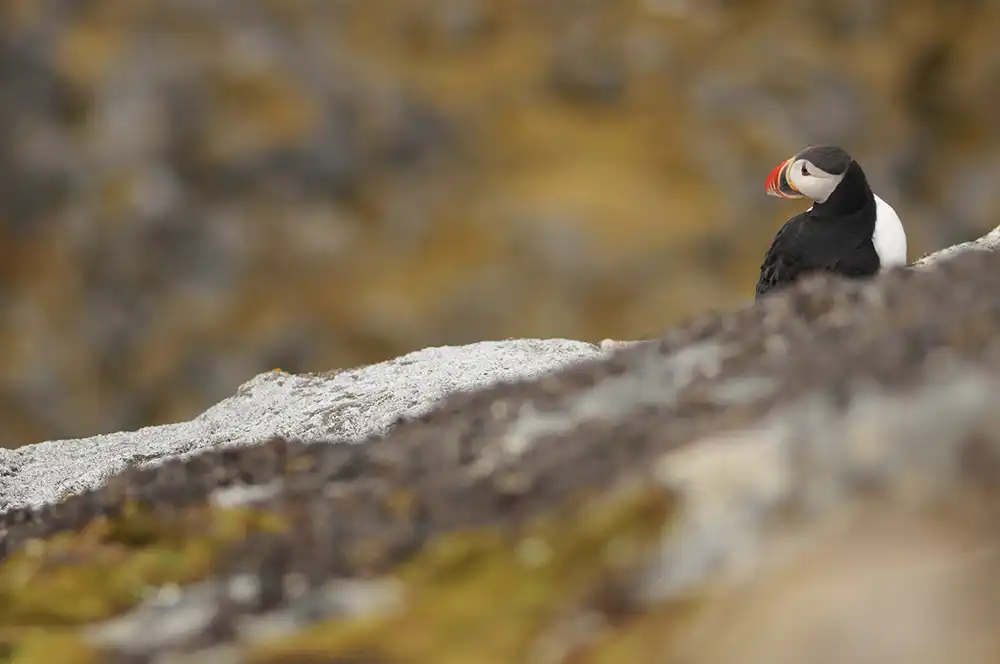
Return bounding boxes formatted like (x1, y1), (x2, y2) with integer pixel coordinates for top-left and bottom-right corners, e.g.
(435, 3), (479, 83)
(784, 158), (846, 204)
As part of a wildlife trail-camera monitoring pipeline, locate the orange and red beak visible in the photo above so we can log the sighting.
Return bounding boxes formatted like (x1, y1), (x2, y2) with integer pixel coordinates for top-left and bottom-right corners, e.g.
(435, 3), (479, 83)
(765, 157), (802, 199)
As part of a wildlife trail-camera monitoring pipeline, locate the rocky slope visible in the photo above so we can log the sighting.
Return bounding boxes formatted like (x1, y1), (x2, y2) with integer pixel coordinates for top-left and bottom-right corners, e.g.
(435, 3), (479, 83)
(0, 339), (604, 511)
(5, 0), (1000, 446)
(1, 225), (1000, 662)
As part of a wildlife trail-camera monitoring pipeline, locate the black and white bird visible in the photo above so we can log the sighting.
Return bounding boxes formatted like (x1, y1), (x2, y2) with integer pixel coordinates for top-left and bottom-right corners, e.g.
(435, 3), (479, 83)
(755, 145), (907, 300)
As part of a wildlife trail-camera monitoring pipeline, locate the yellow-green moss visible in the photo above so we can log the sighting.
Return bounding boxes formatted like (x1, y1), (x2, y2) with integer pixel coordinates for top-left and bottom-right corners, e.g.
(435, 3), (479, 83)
(0, 629), (98, 664)
(579, 597), (704, 663)
(0, 501), (288, 662)
(247, 482), (676, 664)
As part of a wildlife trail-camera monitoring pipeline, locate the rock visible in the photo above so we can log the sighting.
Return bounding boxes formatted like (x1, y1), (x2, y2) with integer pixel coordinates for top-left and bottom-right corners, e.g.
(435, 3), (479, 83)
(0, 339), (602, 512)
(2, 227), (1000, 662)
(913, 222), (1000, 268)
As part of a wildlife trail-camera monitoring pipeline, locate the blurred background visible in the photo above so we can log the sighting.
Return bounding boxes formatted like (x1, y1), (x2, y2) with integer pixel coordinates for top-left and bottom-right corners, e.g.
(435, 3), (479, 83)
(1, 0), (999, 448)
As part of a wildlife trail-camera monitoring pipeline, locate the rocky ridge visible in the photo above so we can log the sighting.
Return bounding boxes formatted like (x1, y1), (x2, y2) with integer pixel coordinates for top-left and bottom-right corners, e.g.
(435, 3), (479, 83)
(1, 226), (1000, 662)
(0, 338), (602, 512)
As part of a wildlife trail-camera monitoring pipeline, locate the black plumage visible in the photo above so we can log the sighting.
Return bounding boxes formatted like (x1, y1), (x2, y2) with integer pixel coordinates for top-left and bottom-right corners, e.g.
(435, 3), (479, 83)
(755, 158), (879, 300)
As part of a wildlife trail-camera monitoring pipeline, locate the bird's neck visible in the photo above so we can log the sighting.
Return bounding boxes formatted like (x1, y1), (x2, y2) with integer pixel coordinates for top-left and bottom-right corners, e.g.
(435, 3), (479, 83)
(812, 161), (873, 218)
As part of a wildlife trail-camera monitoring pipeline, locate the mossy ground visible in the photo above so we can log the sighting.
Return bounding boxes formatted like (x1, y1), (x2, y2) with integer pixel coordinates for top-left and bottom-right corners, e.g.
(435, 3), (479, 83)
(246, 482), (677, 664)
(0, 479), (679, 663)
(0, 502), (288, 663)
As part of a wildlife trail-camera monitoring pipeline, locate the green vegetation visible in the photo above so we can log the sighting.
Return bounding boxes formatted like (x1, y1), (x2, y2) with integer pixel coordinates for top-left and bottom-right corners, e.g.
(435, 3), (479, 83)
(0, 501), (287, 663)
(248, 483), (676, 664)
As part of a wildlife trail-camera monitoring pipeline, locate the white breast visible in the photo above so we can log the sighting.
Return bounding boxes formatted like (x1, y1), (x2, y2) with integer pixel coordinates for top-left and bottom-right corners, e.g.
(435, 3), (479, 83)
(872, 194), (907, 269)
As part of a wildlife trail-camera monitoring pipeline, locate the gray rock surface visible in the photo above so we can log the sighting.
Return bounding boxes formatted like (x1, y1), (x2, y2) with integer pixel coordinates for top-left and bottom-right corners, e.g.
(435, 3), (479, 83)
(0, 339), (602, 511)
(1, 221), (997, 515)
(4, 223), (1000, 662)
(913, 222), (1000, 267)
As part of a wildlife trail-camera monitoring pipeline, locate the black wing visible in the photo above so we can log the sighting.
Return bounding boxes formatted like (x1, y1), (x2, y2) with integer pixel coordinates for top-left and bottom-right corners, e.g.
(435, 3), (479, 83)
(754, 212), (876, 300)
(755, 213), (812, 300)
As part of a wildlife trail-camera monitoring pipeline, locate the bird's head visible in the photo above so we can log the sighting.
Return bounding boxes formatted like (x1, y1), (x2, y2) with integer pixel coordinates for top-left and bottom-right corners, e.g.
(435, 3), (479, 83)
(764, 145), (853, 204)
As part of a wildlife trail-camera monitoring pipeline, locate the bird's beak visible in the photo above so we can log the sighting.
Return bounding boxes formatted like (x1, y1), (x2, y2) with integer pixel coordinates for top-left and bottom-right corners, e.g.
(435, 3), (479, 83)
(765, 157), (803, 199)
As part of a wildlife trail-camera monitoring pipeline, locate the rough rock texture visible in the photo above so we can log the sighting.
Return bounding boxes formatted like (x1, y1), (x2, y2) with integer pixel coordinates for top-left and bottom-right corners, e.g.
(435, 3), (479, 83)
(914, 221), (1000, 268)
(5, 0), (1000, 447)
(2, 228), (1000, 662)
(0, 338), (602, 512)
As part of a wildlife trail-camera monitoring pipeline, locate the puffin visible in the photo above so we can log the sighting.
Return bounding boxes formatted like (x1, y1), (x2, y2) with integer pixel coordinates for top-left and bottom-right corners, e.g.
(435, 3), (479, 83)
(755, 145), (907, 300)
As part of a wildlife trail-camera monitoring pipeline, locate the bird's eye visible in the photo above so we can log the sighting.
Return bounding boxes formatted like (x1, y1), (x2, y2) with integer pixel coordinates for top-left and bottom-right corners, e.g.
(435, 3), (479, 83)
(801, 163), (811, 176)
